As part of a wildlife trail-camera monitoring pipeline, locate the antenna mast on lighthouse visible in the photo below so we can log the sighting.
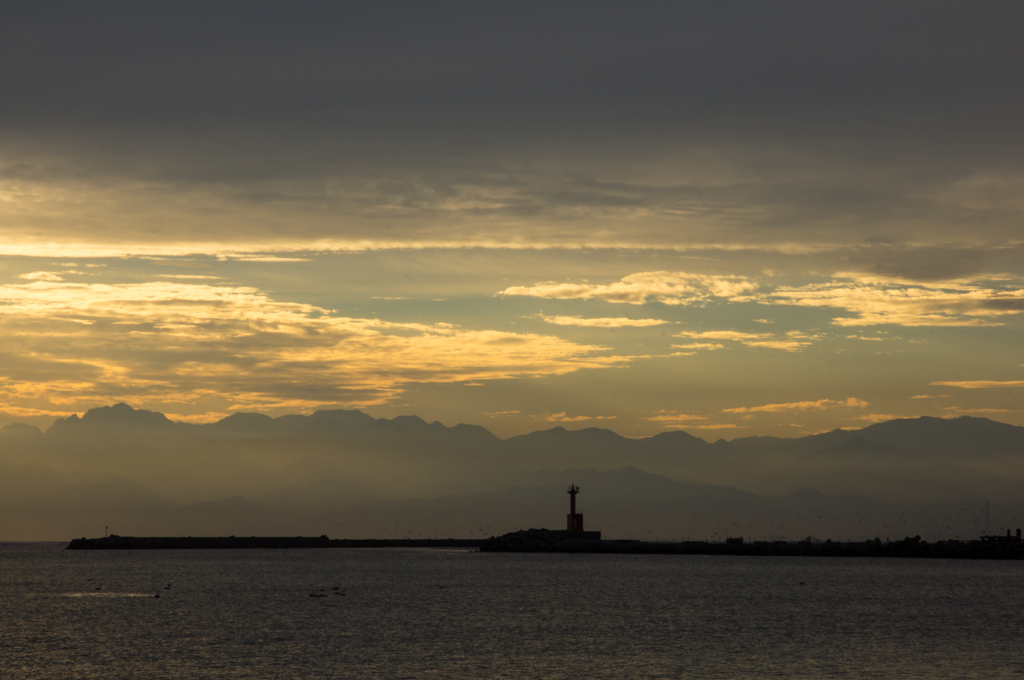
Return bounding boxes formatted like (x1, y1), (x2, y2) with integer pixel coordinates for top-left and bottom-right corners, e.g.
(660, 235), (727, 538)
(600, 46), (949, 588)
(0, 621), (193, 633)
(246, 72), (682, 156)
(567, 484), (584, 531)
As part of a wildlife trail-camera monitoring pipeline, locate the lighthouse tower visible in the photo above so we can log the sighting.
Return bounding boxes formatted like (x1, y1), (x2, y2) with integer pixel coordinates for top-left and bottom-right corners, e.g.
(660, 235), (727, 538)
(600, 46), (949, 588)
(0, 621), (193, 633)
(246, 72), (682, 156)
(567, 484), (584, 531)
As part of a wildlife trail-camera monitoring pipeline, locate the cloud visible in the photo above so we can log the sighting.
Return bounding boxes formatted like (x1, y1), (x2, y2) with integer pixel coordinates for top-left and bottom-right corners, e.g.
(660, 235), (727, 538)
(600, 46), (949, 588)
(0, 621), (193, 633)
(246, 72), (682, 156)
(645, 411), (708, 426)
(855, 413), (903, 422)
(485, 411), (520, 417)
(930, 380), (1024, 389)
(723, 397), (869, 414)
(220, 255), (311, 263)
(541, 413), (617, 423)
(0, 239), (834, 259)
(670, 343), (724, 351)
(909, 395), (934, 399)
(2, 5), (1023, 265)
(500, 272), (757, 306)
(741, 339), (812, 351)
(674, 331), (765, 341)
(0, 280), (631, 414)
(764, 273), (1024, 327)
(535, 314), (669, 328)
(162, 411), (232, 424)
(943, 407), (1018, 414)
(17, 271), (63, 281)
(673, 329), (817, 352)
(0, 405), (80, 420)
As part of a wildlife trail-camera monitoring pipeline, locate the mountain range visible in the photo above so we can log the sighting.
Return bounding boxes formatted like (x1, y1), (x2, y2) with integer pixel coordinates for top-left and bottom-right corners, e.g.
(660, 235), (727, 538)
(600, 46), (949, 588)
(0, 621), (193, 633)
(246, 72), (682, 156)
(1, 404), (1022, 541)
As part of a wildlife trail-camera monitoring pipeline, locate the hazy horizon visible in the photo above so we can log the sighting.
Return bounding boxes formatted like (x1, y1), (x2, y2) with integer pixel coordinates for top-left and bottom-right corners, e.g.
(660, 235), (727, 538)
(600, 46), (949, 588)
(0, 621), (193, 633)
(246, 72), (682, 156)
(3, 400), (1023, 542)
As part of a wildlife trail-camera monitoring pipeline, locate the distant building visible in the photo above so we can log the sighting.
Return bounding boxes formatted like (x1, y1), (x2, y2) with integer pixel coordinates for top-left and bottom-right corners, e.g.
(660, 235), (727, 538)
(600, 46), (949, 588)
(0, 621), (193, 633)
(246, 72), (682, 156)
(980, 528), (1022, 543)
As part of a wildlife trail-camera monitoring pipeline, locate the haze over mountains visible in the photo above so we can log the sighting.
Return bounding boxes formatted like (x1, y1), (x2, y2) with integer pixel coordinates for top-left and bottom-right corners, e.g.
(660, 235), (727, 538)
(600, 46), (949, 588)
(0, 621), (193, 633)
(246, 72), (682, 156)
(1, 404), (1022, 541)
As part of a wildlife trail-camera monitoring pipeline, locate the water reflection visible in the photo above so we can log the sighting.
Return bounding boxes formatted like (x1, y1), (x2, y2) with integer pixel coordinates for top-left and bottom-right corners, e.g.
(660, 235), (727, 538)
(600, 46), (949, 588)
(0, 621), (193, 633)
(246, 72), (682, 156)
(1, 549), (1022, 679)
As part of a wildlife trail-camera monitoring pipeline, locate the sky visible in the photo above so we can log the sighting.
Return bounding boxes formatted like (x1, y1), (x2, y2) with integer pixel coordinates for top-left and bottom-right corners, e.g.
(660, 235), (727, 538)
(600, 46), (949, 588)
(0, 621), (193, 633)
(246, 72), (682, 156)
(1, 2), (1022, 439)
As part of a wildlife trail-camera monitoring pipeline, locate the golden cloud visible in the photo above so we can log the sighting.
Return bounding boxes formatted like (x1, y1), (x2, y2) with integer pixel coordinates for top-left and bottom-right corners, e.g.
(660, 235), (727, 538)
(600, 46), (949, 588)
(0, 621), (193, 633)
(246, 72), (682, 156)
(535, 314), (669, 328)
(723, 397), (869, 414)
(765, 273), (1024, 326)
(18, 271), (64, 281)
(930, 380), (1024, 389)
(0, 237), (837, 260)
(942, 407), (1018, 414)
(161, 411), (233, 424)
(675, 330), (765, 341)
(500, 271), (757, 306)
(741, 339), (812, 351)
(645, 411), (708, 424)
(541, 412), (617, 422)
(0, 281), (630, 414)
(673, 329), (817, 352)
(0, 404), (81, 420)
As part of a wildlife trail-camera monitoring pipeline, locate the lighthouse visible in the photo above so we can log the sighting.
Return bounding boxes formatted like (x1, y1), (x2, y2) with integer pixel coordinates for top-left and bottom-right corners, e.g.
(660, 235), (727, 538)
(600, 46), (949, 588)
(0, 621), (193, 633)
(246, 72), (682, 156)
(567, 484), (584, 531)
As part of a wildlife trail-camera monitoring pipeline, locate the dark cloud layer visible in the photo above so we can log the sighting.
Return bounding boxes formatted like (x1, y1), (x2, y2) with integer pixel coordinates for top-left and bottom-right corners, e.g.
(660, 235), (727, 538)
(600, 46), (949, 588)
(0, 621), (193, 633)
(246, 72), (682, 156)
(1, 2), (1022, 256)
(5, 2), (1021, 132)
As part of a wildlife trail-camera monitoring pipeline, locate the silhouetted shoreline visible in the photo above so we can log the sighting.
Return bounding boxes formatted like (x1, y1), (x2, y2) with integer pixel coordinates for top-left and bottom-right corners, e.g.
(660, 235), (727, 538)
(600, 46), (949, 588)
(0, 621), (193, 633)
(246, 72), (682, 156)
(65, 536), (482, 550)
(64, 531), (1024, 559)
(479, 529), (1024, 559)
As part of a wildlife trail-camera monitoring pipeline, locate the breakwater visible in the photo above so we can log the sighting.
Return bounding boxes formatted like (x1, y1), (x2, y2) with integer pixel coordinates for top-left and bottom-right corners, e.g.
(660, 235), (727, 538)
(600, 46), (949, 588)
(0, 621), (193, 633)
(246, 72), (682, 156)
(479, 529), (1024, 560)
(65, 535), (482, 550)
(64, 531), (1024, 559)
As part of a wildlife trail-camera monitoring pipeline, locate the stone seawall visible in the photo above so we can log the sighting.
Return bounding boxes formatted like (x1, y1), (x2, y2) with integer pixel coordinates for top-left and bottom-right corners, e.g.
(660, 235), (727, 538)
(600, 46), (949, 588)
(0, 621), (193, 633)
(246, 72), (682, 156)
(66, 535), (482, 550)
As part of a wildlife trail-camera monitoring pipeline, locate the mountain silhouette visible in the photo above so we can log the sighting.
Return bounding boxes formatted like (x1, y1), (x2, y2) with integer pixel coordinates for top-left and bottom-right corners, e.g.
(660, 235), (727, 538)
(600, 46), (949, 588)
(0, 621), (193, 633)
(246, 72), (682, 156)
(858, 415), (1024, 456)
(3, 403), (1023, 541)
(47, 403), (174, 436)
(35, 403), (1024, 460)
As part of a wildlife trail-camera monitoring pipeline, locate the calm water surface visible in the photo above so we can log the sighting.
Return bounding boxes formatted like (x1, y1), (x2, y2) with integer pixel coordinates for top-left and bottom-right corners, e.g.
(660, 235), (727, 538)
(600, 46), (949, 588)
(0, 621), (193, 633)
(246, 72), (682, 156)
(1, 547), (1022, 679)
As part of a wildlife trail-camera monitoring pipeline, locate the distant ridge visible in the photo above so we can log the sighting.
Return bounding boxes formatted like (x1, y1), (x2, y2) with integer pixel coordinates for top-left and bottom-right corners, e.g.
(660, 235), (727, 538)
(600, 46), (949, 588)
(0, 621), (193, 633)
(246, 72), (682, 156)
(14, 402), (1023, 511)
(36, 403), (1024, 455)
(858, 416), (1024, 456)
(0, 422), (43, 440)
(47, 403), (174, 436)
(43, 402), (498, 441)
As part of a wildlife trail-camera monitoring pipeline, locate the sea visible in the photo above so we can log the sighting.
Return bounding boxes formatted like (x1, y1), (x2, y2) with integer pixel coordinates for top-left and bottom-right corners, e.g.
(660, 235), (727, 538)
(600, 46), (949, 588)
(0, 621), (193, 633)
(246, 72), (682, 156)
(1, 544), (1022, 679)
